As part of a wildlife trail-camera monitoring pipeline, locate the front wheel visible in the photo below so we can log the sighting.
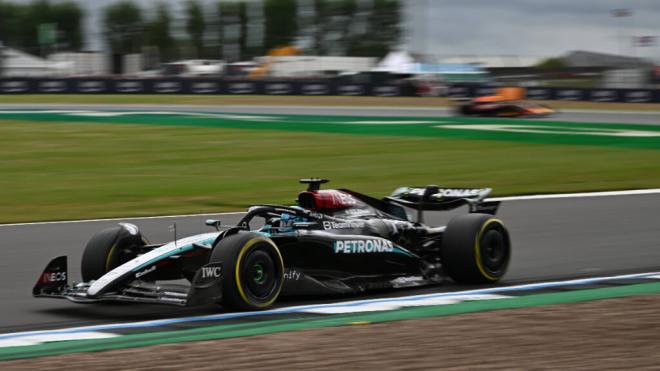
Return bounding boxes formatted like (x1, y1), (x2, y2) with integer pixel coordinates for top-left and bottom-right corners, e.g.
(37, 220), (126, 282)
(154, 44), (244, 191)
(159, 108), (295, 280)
(81, 224), (148, 282)
(210, 232), (284, 310)
(441, 214), (511, 284)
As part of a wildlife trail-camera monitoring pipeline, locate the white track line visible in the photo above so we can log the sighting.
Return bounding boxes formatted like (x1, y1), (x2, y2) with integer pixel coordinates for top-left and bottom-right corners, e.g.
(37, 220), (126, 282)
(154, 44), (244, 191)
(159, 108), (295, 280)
(488, 188), (660, 202)
(2, 188), (660, 228)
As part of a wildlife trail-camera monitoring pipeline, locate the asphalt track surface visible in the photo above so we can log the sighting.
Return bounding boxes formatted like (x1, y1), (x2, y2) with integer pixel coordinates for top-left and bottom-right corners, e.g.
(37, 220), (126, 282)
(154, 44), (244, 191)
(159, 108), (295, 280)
(1, 104), (659, 334)
(2, 103), (660, 125)
(2, 192), (660, 333)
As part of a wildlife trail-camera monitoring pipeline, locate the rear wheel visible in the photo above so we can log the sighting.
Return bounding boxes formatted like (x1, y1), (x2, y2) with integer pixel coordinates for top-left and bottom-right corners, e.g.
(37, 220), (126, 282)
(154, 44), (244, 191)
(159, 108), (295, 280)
(81, 225), (147, 281)
(210, 232), (284, 310)
(441, 214), (510, 284)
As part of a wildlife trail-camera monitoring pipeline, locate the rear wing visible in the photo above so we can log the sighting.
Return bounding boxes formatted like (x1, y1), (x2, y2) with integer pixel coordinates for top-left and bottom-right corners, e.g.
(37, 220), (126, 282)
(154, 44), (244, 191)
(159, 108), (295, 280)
(385, 186), (500, 223)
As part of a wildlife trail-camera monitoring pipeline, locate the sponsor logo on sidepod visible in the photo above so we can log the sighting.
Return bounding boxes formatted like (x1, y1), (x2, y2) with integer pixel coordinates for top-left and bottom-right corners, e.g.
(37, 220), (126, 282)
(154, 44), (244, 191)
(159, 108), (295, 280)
(334, 240), (394, 254)
(202, 266), (222, 278)
(323, 221), (365, 230)
(283, 269), (301, 280)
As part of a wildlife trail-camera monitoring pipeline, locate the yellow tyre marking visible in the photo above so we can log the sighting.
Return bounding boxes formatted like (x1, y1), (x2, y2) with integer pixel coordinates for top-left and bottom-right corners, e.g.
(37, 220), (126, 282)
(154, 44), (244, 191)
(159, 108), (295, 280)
(105, 236), (146, 273)
(105, 243), (118, 272)
(235, 237), (284, 308)
(474, 218), (505, 281)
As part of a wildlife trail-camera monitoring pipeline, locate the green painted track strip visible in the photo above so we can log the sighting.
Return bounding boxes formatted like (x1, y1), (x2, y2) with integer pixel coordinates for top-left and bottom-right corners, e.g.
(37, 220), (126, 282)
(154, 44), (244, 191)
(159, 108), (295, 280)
(2, 282), (660, 361)
(1, 111), (660, 149)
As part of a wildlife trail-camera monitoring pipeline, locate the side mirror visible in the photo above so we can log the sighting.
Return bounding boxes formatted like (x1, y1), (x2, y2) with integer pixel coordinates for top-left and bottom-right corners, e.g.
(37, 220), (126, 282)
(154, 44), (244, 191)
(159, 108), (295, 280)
(205, 219), (221, 231)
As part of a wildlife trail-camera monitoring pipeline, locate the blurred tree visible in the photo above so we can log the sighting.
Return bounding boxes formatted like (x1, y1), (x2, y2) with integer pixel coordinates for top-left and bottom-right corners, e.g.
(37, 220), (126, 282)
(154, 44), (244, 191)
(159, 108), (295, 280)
(0, 0), (82, 55)
(49, 2), (83, 51)
(0, 2), (20, 48)
(20, 0), (51, 54)
(185, 0), (204, 58)
(535, 57), (567, 70)
(238, 1), (249, 59)
(331, 0), (356, 55)
(218, 1), (237, 61)
(313, 0), (356, 55)
(311, 0), (401, 57)
(264, 0), (297, 50)
(350, 0), (401, 57)
(144, 3), (175, 62)
(103, 1), (144, 54)
(219, 0), (250, 61)
(312, 0), (328, 54)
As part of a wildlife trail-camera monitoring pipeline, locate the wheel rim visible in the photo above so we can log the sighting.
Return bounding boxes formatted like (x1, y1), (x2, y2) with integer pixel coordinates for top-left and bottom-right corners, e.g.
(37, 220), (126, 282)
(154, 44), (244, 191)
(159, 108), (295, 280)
(242, 248), (277, 300)
(479, 226), (509, 275)
(253, 263), (265, 284)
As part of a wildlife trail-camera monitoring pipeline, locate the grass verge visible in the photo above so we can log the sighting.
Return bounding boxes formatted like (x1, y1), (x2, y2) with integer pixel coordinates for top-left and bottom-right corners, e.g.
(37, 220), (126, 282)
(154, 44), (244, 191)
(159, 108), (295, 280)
(1, 118), (660, 222)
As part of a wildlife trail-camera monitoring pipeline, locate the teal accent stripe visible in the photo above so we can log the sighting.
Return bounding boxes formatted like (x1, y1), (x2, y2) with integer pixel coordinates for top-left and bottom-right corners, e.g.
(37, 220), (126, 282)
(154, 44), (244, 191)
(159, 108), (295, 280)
(393, 246), (415, 257)
(132, 236), (217, 272)
(131, 245), (193, 272)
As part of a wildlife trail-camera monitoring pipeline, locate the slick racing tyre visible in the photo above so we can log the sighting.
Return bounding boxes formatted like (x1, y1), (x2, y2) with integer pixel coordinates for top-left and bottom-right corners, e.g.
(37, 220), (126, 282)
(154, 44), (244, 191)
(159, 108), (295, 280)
(441, 213), (510, 284)
(81, 224), (148, 281)
(210, 232), (284, 311)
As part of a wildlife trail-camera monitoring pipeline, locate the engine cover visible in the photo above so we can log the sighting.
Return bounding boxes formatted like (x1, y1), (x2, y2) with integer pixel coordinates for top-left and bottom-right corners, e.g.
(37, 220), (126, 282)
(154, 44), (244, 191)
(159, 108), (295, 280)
(298, 190), (358, 210)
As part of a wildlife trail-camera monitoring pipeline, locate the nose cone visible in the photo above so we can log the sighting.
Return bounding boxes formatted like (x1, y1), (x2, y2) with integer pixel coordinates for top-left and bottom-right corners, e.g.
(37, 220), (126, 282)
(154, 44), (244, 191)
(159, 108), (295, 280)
(87, 270), (121, 297)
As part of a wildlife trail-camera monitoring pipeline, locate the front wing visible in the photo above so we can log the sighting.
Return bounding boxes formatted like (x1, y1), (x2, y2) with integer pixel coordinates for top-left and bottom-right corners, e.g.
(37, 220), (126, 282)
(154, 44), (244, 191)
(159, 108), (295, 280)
(33, 256), (224, 307)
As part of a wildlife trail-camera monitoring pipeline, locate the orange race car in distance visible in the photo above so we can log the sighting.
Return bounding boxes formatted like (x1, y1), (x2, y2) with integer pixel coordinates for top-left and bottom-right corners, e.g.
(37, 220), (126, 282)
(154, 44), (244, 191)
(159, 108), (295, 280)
(456, 94), (556, 117)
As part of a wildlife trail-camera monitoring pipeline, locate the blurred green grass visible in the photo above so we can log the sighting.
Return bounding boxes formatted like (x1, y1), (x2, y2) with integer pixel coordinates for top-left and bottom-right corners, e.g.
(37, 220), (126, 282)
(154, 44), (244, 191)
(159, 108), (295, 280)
(1, 118), (660, 222)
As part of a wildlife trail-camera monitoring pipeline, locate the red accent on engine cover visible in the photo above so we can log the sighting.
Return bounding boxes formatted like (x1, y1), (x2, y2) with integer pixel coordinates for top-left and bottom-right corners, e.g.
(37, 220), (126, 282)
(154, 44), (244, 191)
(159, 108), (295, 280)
(298, 190), (357, 210)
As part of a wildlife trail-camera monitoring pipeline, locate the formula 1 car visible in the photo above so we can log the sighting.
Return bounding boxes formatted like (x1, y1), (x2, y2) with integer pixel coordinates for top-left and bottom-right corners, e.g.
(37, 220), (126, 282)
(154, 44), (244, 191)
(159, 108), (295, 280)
(457, 95), (555, 117)
(33, 179), (511, 311)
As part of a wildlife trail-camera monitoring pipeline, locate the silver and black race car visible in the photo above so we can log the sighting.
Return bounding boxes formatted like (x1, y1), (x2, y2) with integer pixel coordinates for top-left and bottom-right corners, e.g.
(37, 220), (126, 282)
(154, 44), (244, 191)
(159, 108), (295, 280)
(33, 179), (511, 311)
